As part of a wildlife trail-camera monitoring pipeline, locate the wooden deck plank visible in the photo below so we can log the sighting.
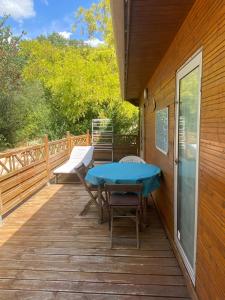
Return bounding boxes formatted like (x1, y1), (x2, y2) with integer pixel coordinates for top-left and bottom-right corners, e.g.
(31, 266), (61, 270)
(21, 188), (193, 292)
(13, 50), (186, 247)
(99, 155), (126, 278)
(0, 254), (178, 266)
(0, 184), (191, 299)
(0, 260), (182, 276)
(0, 247), (174, 258)
(0, 270), (185, 286)
(0, 279), (190, 297)
(0, 290), (191, 300)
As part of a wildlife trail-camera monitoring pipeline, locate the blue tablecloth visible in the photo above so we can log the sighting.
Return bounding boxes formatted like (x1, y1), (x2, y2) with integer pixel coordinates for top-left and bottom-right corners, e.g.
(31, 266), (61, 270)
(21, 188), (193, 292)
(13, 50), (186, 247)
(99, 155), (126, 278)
(85, 162), (161, 197)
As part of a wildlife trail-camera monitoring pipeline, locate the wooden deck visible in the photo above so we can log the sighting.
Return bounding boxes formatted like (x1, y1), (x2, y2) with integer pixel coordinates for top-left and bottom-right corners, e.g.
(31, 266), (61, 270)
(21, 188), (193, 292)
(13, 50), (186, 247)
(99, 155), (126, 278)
(0, 184), (191, 299)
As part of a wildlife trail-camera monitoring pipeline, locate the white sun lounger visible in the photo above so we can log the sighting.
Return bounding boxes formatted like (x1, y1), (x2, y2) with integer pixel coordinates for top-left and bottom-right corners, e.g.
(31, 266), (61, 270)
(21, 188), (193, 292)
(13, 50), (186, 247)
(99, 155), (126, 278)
(53, 146), (94, 183)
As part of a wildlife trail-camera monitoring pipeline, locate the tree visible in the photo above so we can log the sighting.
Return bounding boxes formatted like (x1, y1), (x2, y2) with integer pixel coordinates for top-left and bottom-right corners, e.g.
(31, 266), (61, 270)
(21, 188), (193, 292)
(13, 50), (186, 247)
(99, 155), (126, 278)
(75, 0), (113, 46)
(21, 37), (138, 136)
(74, 0), (138, 130)
(36, 32), (84, 47)
(0, 1), (138, 150)
(21, 0), (138, 137)
(14, 81), (52, 143)
(0, 17), (55, 149)
(0, 16), (25, 149)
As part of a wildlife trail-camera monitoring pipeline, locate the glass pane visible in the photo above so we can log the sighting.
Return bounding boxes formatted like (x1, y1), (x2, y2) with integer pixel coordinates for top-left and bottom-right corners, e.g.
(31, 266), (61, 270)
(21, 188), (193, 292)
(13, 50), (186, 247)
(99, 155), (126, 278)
(156, 108), (168, 154)
(177, 67), (200, 268)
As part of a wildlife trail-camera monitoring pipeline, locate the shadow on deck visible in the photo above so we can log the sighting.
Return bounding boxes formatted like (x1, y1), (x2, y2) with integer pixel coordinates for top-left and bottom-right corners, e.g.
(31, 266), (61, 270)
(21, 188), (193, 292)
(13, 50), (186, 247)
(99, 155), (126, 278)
(0, 184), (191, 299)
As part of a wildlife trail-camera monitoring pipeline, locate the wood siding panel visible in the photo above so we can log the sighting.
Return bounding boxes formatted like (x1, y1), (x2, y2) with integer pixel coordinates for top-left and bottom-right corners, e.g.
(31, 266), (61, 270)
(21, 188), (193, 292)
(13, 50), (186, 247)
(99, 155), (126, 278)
(141, 0), (225, 299)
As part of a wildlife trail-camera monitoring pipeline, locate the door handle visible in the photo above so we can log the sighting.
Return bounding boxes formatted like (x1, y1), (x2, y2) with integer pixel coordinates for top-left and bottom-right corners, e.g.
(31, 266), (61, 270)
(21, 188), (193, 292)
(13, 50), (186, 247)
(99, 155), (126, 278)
(175, 158), (179, 164)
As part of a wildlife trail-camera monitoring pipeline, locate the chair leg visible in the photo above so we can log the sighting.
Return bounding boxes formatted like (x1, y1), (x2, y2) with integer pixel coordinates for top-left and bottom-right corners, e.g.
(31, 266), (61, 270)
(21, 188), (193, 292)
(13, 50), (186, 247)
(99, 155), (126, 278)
(150, 193), (154, 202)
(97, 187), (104, 224)
(139, 200), (144, 232)
(110, 207), (113, 249)
(108, 205), (111, 230)
(136, 208), (140, 248)
(79, 193), (99, 216)
(79, 198), (94, 216)
(142, 197), (148, 228)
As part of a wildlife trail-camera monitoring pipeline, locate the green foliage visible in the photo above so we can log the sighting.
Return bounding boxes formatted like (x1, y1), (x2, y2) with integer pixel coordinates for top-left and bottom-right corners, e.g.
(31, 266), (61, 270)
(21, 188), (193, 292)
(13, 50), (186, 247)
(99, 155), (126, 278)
(36, 32), (85, 47)
(14, 81), (52, 142)
(75, 0), (113, 45)
(73, 0), (138, 132)
(0, 17), (53, 149)
(21, 0), (138, 137)
(0, 16), (25, 95)
(0, 1), (138, 150)
(0, 16), (25, 149)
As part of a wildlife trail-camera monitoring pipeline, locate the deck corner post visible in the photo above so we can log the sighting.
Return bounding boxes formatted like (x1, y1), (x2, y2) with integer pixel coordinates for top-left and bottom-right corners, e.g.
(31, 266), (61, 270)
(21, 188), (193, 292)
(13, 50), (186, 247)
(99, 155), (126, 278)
(87, 130), (91, 146)
(66, 131), (72, 155)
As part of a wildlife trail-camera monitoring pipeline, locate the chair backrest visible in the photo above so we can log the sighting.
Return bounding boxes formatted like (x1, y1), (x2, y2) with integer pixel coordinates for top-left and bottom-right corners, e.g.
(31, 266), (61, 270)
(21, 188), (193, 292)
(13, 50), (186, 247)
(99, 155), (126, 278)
(75, 163), (87, 178)
(105, 184), (143, 204)
(119, 155), (146, 164)
(75, 163), (97, 200)
(105, 183), (143, 193)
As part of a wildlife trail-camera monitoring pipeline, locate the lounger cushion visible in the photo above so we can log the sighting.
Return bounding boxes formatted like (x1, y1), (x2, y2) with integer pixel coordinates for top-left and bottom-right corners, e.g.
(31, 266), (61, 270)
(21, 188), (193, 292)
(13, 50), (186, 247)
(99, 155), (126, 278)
(53, 146), (94, 174)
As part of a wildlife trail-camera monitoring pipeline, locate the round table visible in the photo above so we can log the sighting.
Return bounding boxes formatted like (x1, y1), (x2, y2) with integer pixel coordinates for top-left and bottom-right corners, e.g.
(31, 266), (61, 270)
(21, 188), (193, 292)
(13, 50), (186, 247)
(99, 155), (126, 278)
(85, 162), (161, 223)
(86, 162), (161, 197)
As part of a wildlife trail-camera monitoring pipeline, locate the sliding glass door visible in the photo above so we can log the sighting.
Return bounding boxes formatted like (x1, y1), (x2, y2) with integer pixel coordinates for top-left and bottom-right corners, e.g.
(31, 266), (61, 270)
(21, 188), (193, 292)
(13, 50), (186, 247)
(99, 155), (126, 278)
(175, 51), (202, 283)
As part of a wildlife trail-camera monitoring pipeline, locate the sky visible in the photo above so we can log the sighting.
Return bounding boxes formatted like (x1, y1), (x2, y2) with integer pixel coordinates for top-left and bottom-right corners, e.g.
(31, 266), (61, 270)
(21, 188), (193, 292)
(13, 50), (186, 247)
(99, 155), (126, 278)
(0, 0), (103, 46)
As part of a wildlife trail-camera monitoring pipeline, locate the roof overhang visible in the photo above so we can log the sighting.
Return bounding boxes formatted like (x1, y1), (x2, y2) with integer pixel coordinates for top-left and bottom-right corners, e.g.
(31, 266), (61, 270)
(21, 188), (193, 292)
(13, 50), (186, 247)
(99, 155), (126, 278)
(110, 0), (195, 104)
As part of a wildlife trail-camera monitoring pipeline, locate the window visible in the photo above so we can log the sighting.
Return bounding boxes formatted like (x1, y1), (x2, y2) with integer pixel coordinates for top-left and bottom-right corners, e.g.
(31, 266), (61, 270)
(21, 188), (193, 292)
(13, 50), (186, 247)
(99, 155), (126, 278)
(155, 107), (169, 154)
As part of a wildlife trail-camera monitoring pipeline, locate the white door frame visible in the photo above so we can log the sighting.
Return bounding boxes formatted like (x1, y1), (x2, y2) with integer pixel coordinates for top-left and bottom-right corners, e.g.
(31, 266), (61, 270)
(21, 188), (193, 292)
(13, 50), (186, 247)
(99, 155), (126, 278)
(174, 49), (202, 284)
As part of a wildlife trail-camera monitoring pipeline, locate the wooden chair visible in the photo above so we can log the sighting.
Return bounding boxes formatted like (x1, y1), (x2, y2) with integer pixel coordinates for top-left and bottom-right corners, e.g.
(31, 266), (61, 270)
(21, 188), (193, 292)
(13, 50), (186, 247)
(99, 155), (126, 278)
(120, 156), (153, 217)
(119, 155), (146, 164)
(105, 183), (143, 248)
(75, 163), (106, 222)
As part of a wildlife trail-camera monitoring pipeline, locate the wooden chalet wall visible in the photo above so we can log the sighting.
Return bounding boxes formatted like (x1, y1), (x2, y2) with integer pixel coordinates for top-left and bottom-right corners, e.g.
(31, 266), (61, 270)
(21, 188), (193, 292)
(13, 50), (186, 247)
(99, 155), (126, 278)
(141, 0), (225, 299)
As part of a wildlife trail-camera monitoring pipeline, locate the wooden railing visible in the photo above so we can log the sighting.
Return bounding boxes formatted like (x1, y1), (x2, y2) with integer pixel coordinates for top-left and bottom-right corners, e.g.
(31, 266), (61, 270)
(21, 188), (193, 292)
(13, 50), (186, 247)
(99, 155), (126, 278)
(113, 134), (139, 161)
(0, 131), (90, 218)
(93, 134), (139, 162)
(0, 131), (138, 219)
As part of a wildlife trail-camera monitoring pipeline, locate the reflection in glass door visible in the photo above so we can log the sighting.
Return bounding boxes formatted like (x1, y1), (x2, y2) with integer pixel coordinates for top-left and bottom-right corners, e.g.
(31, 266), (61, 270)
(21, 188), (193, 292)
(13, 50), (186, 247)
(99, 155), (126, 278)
(175, 51), (202, 283)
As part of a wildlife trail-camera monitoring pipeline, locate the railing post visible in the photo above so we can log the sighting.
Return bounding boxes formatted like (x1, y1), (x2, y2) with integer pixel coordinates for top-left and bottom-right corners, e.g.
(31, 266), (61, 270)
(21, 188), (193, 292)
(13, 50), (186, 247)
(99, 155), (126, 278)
(67, 131), (72, 155)
(137, 134), (140, 155)
(86, 130), (91, 145)
(44, 134), (50, 183)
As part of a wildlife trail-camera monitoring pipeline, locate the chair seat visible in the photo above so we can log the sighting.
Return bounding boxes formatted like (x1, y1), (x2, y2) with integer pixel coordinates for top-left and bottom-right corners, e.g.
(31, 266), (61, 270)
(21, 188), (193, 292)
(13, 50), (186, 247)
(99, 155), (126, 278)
(87, 183), (98, 191)
(109, 193), (139, 206)
(87, 183), (105, 192)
